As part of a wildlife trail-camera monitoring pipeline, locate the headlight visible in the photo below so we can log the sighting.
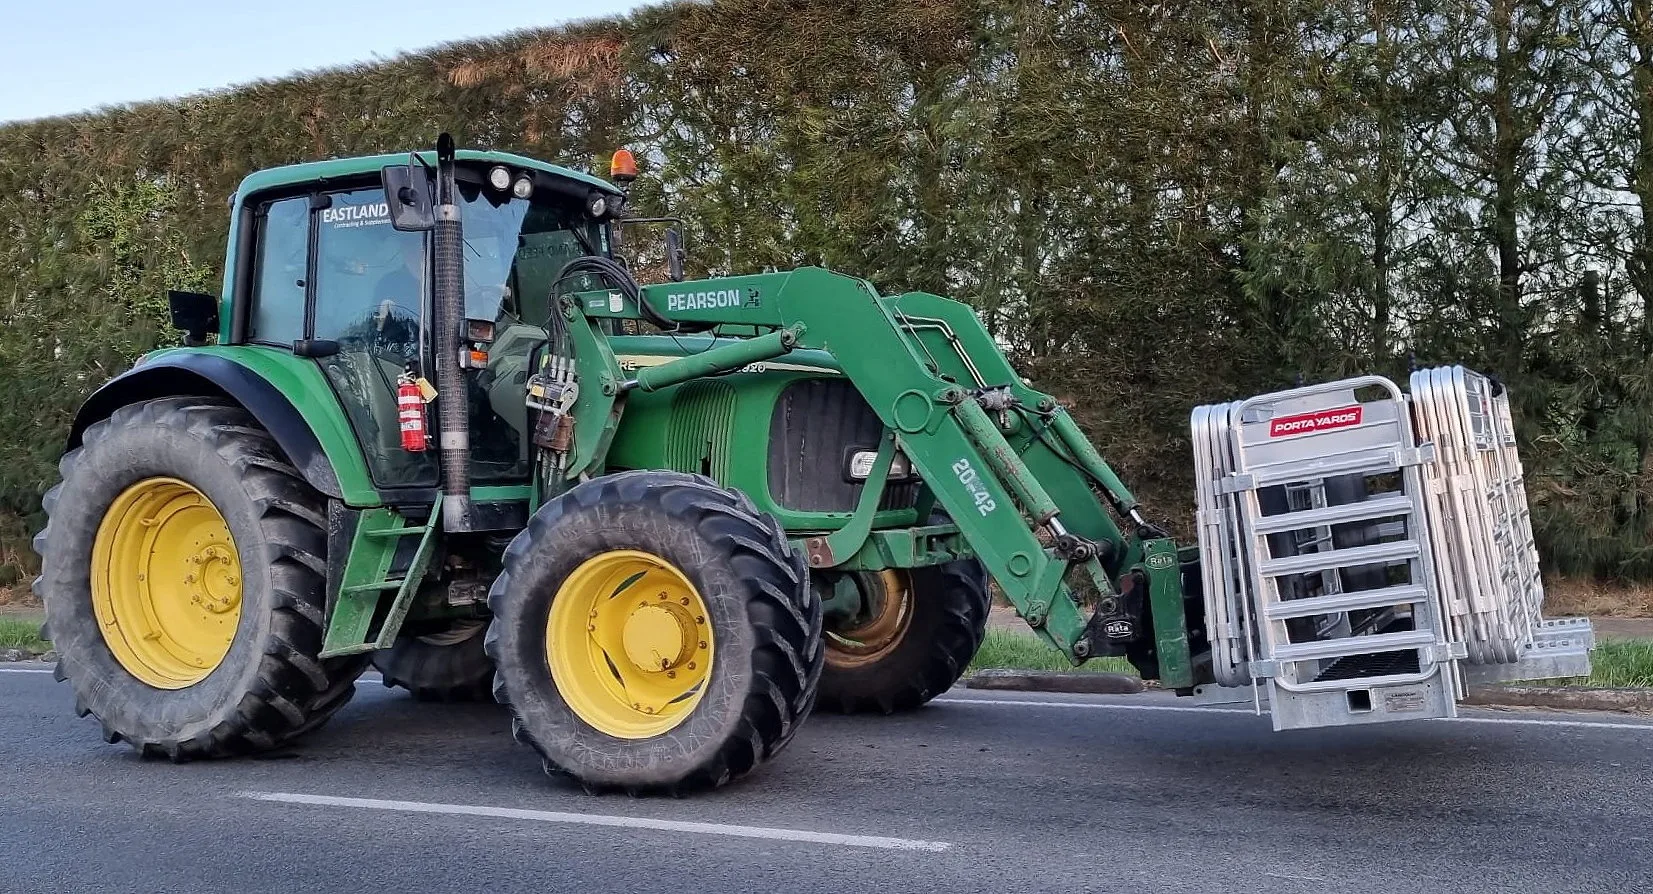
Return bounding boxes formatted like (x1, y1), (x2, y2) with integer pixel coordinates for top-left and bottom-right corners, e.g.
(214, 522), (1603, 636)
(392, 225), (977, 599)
(487, 165), (512, 191)
(511, 175), (534, 199)
(585, 191), (609, 219)
(848, 449), (914, 481)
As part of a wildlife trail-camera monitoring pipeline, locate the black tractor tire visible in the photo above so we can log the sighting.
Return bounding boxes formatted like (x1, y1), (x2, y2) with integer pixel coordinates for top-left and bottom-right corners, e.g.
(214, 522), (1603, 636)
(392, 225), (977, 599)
(816, 559), (990, 714)
(372, 621), (495, 702)
(33, 397), (365, 759)
(485, 470), (822, 794)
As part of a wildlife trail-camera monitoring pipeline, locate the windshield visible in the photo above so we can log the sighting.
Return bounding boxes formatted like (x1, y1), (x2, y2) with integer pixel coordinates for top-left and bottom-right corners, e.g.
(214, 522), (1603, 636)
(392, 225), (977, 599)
(452, 179), (607, 484)
(457, 180), (605, 330)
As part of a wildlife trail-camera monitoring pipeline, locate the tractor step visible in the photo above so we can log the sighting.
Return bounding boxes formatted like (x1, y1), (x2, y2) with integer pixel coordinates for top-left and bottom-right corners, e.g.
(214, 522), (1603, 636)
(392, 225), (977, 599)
(1191, 367), (1592, 731)
(366, 526), (428, 539)
(320, 495), (443, 658)
(341, 580), (409, 593)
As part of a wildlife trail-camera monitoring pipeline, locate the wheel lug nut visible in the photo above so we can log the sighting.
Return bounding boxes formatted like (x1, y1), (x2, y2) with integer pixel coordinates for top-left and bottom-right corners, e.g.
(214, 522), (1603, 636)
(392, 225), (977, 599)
(687, 661), (697, 670)
(698, 641), (707, 649)
(667, 670), (677, 678)
(696, 616), (705, 624)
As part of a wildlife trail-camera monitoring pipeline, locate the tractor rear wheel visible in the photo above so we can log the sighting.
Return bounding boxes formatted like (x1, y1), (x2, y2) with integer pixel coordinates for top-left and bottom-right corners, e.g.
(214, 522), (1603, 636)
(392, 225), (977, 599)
(34, 398), (364, 758)
(815, 560), (990, 714)
(372, 621), (495, 702)
(485, 470), (822, 794)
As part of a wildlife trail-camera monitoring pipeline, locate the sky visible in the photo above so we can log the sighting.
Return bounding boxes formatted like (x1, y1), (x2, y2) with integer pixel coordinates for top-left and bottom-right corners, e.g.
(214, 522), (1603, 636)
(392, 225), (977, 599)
(2, 0), (655, 123)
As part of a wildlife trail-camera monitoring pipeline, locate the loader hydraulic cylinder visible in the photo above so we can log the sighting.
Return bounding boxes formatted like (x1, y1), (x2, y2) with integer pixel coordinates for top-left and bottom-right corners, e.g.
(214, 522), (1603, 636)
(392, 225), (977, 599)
(622, 326), (801, 394)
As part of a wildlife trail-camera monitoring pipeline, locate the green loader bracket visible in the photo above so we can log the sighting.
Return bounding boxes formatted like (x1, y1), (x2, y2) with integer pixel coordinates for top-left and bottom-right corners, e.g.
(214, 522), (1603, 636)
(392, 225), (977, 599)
(565, 267), (1197, 686)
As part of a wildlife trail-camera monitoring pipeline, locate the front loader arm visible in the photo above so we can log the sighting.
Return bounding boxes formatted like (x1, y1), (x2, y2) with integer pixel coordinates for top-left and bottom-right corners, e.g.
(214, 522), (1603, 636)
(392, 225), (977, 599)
(567, 267), (1191, 675)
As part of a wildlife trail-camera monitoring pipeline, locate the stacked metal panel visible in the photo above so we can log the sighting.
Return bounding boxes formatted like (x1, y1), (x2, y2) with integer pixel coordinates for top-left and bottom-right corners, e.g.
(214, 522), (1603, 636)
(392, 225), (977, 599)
(1408, 367), (1594, 684)
(1190, 367), (1592, 730)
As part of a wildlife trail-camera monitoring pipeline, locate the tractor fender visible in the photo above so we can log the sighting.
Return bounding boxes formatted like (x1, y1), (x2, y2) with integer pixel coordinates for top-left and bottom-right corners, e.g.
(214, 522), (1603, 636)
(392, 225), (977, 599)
(68, 353), (342, 499)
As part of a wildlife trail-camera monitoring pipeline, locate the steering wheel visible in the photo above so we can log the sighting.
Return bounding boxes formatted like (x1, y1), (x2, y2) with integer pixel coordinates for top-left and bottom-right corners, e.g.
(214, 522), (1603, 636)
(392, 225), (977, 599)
(337, 300), (421, 364)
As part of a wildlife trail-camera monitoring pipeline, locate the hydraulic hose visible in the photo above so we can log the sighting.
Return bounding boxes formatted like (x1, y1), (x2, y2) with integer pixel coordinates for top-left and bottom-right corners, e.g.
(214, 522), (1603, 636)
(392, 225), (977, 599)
(555, 255), (715, 334)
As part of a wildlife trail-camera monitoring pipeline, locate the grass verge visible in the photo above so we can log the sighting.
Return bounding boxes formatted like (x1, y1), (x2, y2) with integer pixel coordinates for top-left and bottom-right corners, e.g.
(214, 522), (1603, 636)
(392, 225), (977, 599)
(968, 628), (1134, 675)
(968, 627), (1653, 690)
(0, 616), (50, 654)
(1537, 638), (1653, 689)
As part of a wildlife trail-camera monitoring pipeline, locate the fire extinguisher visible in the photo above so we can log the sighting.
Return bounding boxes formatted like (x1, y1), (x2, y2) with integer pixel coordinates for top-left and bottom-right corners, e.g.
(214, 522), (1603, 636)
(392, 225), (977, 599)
(398, 373), (427, 453)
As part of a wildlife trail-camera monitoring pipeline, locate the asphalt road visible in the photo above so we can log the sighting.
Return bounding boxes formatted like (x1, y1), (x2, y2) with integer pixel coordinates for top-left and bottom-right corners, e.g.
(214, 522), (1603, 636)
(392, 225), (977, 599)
(3, 663), (1650, 894)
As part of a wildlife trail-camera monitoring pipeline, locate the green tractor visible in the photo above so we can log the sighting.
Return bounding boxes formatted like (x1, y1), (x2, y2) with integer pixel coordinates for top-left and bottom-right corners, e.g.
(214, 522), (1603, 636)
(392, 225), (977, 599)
(39, 135), (1569, 793)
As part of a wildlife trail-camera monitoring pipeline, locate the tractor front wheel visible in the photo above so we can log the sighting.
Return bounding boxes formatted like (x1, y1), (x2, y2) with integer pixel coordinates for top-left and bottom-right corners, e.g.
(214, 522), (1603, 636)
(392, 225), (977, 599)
(815, 560), (990, 714)
(485, 470), (822, 794)
(34, 398), (364, 758)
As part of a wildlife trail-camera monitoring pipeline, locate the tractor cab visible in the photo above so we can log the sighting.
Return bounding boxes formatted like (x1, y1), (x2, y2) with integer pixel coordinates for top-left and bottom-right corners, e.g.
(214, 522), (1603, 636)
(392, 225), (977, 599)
(222, 149), (624, 494)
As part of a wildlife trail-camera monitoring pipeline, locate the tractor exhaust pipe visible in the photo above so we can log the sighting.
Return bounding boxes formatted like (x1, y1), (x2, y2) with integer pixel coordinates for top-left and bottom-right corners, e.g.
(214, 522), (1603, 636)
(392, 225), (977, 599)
(432, 134), (472, 532)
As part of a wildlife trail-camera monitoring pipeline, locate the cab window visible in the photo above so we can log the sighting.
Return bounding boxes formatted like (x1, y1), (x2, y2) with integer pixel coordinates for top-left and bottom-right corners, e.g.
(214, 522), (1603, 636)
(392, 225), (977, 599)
(248, 196), (309, 345)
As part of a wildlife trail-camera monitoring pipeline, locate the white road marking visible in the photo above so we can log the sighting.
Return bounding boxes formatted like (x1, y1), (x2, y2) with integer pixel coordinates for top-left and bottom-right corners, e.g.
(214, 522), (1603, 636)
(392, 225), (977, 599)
(937, 696), (1252, 715)
(239, 791), (952, 852)
(1444, 715), (1653, 732)
(0, 667), (53, 674)
(936, 696), (1653, 731)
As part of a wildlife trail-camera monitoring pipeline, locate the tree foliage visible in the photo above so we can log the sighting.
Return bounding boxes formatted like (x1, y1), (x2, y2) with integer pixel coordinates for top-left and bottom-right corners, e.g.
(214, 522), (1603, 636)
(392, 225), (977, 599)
(0, 0), (1646, 580)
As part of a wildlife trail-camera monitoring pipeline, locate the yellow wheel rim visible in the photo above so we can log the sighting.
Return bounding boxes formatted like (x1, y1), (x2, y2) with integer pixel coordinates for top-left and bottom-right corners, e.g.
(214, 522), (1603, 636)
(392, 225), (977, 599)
(91, 477), (243, 689)
(824, 570), (913, 670)
(547, 550), (714, 739)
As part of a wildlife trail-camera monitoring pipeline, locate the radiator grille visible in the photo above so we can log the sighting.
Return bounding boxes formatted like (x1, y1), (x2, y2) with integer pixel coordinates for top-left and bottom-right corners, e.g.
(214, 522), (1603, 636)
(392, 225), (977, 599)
(767, 378), (919, 513)
(664, 380), (739, 482)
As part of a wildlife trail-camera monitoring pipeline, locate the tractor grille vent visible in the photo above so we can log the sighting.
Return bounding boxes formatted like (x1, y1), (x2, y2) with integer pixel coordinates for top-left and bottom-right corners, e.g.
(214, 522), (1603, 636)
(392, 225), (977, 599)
(767, 379), (920, 513)
(664, 380), (739, 482)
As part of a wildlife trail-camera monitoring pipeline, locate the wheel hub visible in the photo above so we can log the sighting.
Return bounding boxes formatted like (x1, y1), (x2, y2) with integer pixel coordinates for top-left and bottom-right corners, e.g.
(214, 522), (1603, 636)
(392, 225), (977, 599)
(546, 550), (715, 738)
(622, 601), (696, 671)
(91, 477), (243, 689)
(193, 545), (241, 614)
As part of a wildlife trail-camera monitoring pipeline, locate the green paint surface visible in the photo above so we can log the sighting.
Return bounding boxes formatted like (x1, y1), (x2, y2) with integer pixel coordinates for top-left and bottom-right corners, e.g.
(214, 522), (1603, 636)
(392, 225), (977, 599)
(144, 344), (379, 505)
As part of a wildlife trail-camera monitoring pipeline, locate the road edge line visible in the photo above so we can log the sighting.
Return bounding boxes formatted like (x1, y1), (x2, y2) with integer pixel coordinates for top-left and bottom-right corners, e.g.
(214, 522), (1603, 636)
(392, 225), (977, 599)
(237, 791), (952, 852)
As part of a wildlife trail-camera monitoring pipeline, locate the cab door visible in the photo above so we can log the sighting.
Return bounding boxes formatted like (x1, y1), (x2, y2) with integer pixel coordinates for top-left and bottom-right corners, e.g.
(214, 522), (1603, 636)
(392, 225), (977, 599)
(244, 185), (438, 491)
(308, 186), (438, 489)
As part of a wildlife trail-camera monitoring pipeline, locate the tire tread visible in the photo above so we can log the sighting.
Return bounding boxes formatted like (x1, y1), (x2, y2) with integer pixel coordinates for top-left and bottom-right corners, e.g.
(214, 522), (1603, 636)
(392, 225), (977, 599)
(36, 397), (363, 758)
(485, 470), (821, 795)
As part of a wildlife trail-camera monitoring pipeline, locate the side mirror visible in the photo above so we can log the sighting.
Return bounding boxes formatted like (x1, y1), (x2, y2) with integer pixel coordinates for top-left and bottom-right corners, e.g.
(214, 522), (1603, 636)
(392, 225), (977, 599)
(168, 290), (219, 346)
(665, 228), (686, 282)
(381, 165), (434, 232)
